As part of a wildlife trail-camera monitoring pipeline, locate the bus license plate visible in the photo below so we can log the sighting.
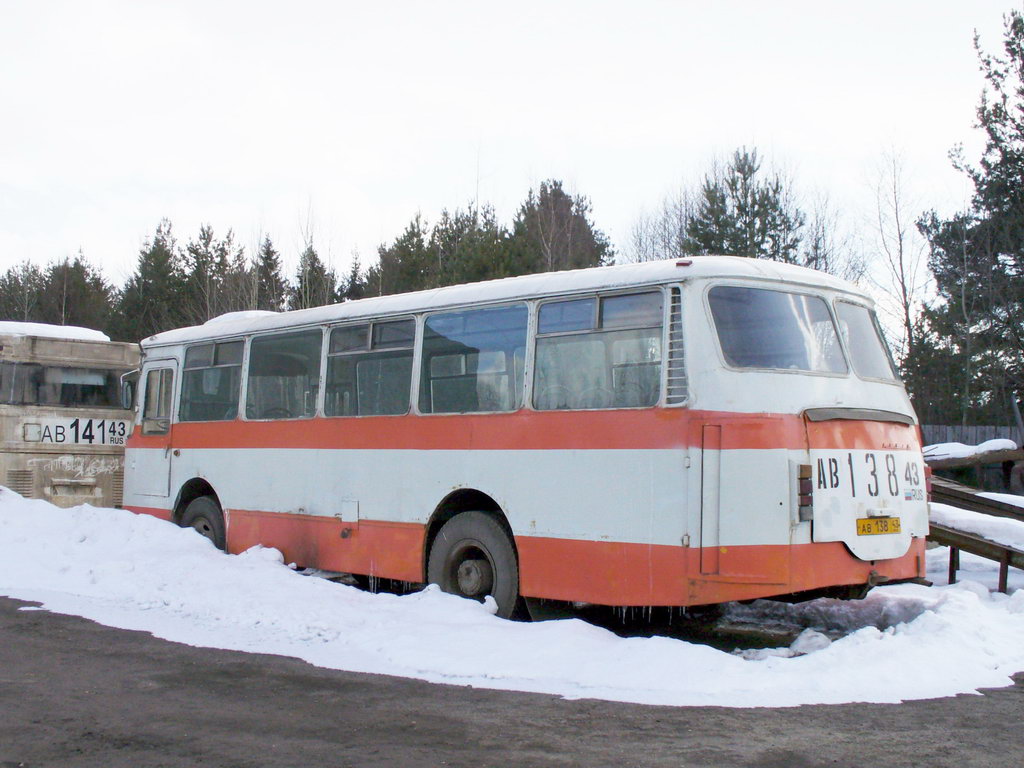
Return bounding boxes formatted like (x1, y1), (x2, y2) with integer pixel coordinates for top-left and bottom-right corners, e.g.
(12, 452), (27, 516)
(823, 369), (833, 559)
(856, 517), (901, 536)
(23, 417), (131, 446)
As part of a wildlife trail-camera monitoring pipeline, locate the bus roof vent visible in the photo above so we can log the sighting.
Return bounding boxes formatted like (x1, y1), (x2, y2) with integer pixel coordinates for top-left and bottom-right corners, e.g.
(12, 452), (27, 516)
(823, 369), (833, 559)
(665, 286), (688, 406)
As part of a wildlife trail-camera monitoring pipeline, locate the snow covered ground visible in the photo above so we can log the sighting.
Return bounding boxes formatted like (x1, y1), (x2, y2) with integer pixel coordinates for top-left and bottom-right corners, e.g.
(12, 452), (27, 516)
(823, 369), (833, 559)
(1, 488), (1023, 708)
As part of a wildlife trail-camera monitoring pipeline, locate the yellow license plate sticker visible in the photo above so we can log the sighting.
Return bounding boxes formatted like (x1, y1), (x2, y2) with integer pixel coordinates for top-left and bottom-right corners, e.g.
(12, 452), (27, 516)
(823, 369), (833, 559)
(856, 517), (901, 536)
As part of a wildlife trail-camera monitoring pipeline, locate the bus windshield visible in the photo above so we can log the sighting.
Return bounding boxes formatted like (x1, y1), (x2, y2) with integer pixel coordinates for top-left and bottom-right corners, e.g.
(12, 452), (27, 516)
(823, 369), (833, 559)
(835, 302), (899, 381)
(708, 285), (847, 374)
(0, 362), (124, 407)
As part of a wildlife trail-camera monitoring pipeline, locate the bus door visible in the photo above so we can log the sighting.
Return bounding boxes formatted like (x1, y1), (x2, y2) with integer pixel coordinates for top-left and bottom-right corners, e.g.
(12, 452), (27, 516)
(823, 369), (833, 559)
(132, 360), (177, 498)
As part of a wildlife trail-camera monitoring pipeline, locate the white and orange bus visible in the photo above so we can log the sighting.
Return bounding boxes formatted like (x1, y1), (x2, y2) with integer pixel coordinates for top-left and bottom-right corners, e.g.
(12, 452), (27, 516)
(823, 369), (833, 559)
(122, 257), (928, 618)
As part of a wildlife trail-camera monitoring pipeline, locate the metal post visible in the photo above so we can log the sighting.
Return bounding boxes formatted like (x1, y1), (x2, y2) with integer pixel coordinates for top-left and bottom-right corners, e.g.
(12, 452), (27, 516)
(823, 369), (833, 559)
(948, 547), (959, 585)
(999, 552), (1010, 594)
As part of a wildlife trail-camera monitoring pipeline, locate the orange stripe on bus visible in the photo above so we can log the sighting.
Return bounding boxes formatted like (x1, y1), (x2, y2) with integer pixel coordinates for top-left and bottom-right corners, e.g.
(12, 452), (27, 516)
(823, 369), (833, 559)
(127, 504), (925, 607)
(517, 536), (925, 606)
(226, 509), (425, 583)
(125, 505), (174, 522)
(127, 410), (920, 452)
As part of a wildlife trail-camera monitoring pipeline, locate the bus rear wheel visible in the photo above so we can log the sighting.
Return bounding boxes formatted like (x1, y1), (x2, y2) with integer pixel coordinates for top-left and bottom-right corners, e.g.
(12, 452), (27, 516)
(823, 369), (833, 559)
(427, 512), (519, 619)
(180, 496), (226, 551)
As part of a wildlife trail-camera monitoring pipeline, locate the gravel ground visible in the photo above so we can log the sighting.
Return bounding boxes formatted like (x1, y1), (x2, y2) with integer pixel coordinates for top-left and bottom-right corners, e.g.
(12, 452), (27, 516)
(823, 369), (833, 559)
(0, 595), (1020, 768)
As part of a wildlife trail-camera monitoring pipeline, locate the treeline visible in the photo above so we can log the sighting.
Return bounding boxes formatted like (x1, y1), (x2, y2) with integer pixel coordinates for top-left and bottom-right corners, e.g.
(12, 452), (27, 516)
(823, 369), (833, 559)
(0, 180), (612, 343)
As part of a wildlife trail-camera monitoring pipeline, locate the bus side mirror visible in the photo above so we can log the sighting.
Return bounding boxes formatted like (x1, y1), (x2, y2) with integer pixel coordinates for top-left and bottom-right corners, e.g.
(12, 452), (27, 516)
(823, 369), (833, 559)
(120, 369), (139, 411)
(121, 381), (135, 410)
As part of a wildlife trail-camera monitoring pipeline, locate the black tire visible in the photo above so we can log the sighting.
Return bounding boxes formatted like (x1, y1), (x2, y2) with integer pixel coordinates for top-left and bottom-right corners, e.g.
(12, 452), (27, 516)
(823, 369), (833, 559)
(427, 512), (519, 619)
(179, 496), (227, 551)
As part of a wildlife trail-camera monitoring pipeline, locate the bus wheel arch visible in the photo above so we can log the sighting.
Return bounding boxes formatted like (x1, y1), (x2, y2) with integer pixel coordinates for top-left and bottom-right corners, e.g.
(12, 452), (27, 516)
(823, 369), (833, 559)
(174, 479), (226, 551)
(424, 490), (520, 619)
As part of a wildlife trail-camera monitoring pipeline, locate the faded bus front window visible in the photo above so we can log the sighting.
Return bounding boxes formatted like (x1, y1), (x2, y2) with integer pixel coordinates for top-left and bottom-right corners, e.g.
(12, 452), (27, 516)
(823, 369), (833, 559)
(0, 362), (123, 407)
(708, 286), (847, 374)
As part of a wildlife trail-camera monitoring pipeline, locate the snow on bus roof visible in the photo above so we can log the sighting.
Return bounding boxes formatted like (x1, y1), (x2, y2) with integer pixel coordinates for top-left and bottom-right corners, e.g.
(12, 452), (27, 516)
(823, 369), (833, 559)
(0, 321), (111, 342)
(144, 256), (862, 347)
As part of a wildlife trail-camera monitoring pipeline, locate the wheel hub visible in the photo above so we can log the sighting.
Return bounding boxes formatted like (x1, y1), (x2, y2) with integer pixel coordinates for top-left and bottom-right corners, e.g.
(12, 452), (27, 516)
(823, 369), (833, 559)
(456, 557), (493, 597)
(191, 518), (214, 540)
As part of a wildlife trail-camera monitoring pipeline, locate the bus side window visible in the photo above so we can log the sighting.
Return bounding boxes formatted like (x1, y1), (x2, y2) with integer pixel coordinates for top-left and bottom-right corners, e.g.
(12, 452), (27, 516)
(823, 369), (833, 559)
(325, 319), (414, 417)
(534, 292), (663, 411)
(419, 305), (528, 414)
(245, 330), (323, 420)
(142, 369), (174, 435)
(179, 341), (243, 422)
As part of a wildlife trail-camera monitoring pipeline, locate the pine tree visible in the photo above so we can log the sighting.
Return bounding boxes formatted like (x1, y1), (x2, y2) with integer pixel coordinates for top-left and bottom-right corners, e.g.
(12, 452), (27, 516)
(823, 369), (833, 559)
(685, 148), (805, 262)
(365, 215), (433, 297)
(429, 204), (511, 285)
(628, 149), (860, 279)
(254, 236), (287, 311)
(914, 11), (1024, 425)
(508, 180), (613, 273)
(220, 242), (253, 314)
(35, 252), (113, 330)
(288, 243), (337, 310)
(339, 252), (367, 302)
(108, 220), (187, 341)
(181, 225), (242, 323)
(0, 261), (45, 322)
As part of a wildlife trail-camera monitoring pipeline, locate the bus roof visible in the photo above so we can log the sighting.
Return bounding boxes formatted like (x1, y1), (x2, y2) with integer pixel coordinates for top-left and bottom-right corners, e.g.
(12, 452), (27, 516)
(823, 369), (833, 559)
(143, 256), (863, 348)
(0, 321), (111, 343)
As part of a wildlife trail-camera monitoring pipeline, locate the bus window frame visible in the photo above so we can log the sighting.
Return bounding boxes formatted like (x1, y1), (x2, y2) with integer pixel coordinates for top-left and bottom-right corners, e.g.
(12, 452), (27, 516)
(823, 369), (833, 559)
(531, 286), (668, 412)
(324, 316), (417, 418)
(417, 302), (530, 417)
(243, 327), (326, 421)
(178, 338), (246, 423)
(702, 281), (851, 379)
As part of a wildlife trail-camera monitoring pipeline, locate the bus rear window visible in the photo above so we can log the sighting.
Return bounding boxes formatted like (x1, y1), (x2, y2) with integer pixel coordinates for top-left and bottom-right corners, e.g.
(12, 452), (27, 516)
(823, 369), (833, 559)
(0, 362), (123, 407)
(836, 302), (898, 381)
(708, 286), (847, 374)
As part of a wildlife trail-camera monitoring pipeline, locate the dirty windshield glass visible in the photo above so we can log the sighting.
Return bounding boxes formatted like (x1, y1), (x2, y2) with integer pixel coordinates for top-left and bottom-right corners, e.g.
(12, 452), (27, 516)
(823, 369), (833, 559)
(0, 363), (123, 407)
(835, 302), (898, 381)
(708, 286), (847, 374)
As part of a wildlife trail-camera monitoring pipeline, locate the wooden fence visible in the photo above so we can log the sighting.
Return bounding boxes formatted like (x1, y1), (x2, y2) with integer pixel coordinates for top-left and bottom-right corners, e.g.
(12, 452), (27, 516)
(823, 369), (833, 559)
(921, 424), (1021, 448)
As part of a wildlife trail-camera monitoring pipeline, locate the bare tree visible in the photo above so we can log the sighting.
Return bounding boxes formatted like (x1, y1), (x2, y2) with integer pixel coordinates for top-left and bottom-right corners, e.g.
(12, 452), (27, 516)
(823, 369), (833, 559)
(870, 150), (927, 361)
(625, 187), (694, 263)
(805, 193), (865, 283)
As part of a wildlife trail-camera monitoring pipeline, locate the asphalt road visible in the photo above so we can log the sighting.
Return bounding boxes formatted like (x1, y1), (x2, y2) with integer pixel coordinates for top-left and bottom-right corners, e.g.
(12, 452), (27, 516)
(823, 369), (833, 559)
(0, 595), (1020, 768)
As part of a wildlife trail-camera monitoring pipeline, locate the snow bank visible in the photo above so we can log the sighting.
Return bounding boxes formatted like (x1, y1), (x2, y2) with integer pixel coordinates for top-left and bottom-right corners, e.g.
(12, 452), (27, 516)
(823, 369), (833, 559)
(923, 439), (1018, 461)
(0, 321), (110, 342)
(1, 489), (1022, 708)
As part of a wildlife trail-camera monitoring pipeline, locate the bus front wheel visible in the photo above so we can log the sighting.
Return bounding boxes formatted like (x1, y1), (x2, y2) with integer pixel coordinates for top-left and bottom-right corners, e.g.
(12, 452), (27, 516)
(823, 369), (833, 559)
(427, 512), (519, 619)
(180, 496), (226, 552)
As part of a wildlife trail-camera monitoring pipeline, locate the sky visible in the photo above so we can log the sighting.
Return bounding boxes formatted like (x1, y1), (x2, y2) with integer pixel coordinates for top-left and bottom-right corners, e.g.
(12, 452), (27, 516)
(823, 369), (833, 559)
(1, 488), (1023, 707)
(0, 1), (1018, 287)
